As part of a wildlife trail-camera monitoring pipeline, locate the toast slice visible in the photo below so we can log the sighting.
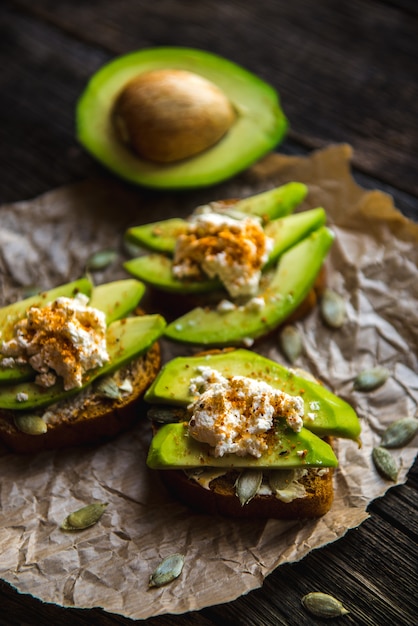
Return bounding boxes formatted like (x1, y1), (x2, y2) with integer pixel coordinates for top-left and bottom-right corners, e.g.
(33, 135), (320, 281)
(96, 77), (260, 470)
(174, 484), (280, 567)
(0, 341), (161, 454)
(157, 460), (334, 520)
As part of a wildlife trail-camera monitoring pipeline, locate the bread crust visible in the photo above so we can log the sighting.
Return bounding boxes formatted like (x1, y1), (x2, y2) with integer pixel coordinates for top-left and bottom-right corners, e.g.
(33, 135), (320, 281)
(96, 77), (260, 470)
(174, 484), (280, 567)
(158, 465), (334, 519)
(0, 341), (161, 454)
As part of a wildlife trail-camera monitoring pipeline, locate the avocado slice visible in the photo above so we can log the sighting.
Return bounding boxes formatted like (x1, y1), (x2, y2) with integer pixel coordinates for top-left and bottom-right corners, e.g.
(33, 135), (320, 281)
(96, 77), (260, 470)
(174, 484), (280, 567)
(264, 207), (326, 267)
(126, 218), (189, 255)
(146, 422), (338, 470)
(0, 279), (146, 385)
(163, 226), (334, 345)
(88, 279), (145, 324)
(0, 278), (92, 343)
(124, 254), (222, 295)
(76, 47), (288, 189)
(0, 314), (166, 411)
(124, 208), (326, 295)
(125, 183), (308, 254)
(145, 349), (361, 441)
(0, 278), (92, 384)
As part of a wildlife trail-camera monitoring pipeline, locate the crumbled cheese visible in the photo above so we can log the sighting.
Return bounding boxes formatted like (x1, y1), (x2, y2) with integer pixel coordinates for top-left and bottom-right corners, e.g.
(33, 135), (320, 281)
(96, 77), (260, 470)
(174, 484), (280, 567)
(316, 468), (329, 477)
(216, 296), (265, 316)
(0, 293), (109, 390)
(187, 367), (304, 458)
(217, 299), (236, 313)
(0, 357), (15, 369)
(16, 392), (28, 402)
(306, 401), (320, 421)
(244, 296), (265, 312)
(172, 211), (273, 298)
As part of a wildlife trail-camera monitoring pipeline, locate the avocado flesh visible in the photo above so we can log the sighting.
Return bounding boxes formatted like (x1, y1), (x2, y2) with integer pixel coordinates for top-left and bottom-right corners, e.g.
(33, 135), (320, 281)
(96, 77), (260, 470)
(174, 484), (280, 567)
(0, 278), (92, 384)
(0, 279), (146, 385)
(126, 219), (188, 255)
(88, 279), (145, 324)
(125, 254), (222, 295)
(147, 422), (338, 470)
(264, 208), (326, 267)
(0, 314), (166, 411)
(163, 226), (334, 345)
(125, 183), (308, 254)
(145, 349), (361, 441)
(124, 208), (326, 294)
(76, 47), (288, 189)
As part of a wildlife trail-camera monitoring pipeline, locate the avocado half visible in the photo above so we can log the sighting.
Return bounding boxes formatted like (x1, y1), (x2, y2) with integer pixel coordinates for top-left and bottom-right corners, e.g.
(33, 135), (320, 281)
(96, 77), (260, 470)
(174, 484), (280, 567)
(76, 47), (288, 189)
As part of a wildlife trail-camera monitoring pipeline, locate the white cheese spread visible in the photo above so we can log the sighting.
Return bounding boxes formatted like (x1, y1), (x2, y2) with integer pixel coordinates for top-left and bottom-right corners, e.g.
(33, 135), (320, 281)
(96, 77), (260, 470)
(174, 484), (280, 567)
(188, 366), (304, 458)
(172, 211), (273, 298)
(0, 293), (109, 390)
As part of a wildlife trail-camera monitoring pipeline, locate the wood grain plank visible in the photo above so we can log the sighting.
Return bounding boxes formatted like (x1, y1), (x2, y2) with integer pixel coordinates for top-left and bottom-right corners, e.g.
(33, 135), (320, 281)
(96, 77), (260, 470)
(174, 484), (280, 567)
(7, 0), (418, 197)
(0, 3), (417, 625)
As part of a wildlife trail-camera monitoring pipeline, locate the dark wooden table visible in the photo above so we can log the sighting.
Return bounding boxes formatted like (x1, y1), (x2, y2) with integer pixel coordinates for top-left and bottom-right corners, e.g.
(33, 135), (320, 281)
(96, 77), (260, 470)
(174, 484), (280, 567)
(0, 1), (417, 625)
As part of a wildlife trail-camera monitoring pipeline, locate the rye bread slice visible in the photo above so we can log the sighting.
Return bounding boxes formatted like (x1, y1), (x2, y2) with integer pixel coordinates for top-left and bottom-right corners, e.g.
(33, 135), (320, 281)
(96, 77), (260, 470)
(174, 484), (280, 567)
(0, 341), (161, 454)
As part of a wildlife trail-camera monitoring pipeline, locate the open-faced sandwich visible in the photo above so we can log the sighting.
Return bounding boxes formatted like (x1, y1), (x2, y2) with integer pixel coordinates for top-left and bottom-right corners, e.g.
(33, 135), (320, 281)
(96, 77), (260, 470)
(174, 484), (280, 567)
(0, 278), (166, 453)
(123, 183), (333, 347)
(145, 349), (361, 519)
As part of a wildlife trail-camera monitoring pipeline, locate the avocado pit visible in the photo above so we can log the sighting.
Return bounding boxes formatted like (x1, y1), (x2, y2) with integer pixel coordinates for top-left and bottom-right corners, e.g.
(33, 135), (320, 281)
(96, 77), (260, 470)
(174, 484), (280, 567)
(113, 69), (236, 163)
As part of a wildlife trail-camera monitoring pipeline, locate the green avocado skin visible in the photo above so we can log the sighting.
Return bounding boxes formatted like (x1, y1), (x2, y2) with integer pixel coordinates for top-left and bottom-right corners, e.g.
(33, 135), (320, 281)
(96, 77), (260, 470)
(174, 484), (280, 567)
(163, 226), (334, 346)
(76, 47), (288, 189)
(0, 314), (166, 411)
(146, 423), (338, 470)
(145, 349), (361, 441)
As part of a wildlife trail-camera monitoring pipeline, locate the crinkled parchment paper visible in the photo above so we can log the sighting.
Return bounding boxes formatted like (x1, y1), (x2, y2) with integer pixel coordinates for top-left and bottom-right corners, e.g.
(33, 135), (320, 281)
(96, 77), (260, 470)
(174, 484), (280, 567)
(0, 145), (417, 619)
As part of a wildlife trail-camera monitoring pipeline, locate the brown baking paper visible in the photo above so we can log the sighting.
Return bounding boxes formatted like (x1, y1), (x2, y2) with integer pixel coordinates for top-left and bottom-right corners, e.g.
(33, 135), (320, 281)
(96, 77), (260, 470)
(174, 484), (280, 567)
(0, 144), (417, 619)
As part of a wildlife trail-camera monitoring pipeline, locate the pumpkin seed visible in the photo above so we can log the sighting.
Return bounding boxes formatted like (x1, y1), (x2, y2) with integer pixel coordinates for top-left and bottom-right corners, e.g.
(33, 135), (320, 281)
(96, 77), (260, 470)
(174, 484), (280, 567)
(353, 366), (390, 392)
(149, 553), (184, 588)
(320, 289), (346, 329)
(61, 502), (108, 531)
(235, 469), (263, 506)
(86, 249), (117, 271)
(279, 325), (303, 363)
(380, 417), (418, 449)
(268, 469), (296, 492)
(372, 446), (399, 481)
(96, 376), (122, 399)
(147, 406), (186, 424)
(302, 592), (349, 618)
(21, 285), (41, 298)
(14, 414), (47, 435)
(123, 238), (144, 258)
